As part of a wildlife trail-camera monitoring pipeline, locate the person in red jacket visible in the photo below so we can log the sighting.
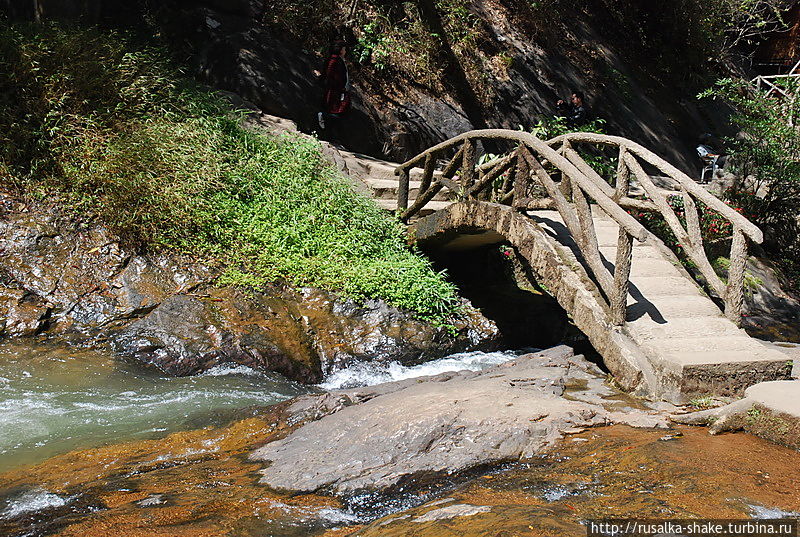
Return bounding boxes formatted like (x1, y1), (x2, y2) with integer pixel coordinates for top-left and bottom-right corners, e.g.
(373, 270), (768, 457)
(317, 40), (351, 130)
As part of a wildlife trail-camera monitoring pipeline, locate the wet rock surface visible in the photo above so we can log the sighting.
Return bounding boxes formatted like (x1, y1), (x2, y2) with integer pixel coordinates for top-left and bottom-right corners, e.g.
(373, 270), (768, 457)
(672, 379), (800, 450)
(251, 346), (669, 495)
(0, 198), (499, 381)
(348, 426), (800, 537)
(2, 408), (798, 537)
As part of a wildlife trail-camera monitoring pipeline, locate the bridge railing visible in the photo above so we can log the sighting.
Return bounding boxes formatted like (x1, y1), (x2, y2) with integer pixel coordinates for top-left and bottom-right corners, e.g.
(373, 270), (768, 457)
(395, 129), (763, 326)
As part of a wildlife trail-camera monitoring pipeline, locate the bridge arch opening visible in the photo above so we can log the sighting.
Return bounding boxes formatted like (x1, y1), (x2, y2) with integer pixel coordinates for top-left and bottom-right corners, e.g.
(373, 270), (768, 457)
(420, 230), (604, 365)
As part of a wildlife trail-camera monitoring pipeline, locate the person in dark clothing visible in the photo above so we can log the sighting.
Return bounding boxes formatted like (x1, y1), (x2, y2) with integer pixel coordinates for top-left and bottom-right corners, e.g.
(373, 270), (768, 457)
(556, 90), (589, 129)
(317, 40), (351, 130)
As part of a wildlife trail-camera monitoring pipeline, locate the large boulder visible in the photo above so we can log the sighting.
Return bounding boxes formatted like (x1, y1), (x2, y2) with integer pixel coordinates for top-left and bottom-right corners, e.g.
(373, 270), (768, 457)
(251, 345), (668, 495)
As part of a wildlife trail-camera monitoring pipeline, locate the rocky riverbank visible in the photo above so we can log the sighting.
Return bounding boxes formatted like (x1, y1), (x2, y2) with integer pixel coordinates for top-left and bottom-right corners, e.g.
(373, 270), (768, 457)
(0, 195), (499, 382)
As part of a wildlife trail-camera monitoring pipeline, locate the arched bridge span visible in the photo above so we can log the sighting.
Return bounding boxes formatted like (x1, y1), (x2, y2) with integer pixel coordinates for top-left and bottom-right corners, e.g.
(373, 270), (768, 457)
(394, 130), (791, 401)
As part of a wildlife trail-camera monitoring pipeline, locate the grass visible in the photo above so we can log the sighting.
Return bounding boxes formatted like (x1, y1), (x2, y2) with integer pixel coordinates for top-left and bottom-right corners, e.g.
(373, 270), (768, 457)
(0, 22), (459, 319)
(687, 395), (718, 410)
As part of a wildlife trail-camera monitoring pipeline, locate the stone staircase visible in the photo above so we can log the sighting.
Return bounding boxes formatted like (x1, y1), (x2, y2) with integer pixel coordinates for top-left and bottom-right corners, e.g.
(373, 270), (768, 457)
(529, 210), (791, 397)
(335, 149), (454, 215)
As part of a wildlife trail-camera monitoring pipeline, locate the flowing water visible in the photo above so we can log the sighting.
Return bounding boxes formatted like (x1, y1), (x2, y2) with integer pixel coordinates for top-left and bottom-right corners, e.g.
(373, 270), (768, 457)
(0, 340), (310, 472)
(319, 349), (520, 390)
(0, 341), (521, 473)
(1, 342), (798, 537)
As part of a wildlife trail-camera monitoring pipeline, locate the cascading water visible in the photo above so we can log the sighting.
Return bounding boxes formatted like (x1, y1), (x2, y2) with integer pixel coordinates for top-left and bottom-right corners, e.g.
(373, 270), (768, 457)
(318, 349), (522, 390)
(0, 341), (524, 473)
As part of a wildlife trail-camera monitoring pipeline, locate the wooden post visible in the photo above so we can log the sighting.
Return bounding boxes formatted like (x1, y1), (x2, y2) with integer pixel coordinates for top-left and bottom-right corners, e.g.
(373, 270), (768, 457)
(461, 138), (477, 190)
(571, 180), (615, 298)
(559, 140), (573, 199)
(725, 227), (748, 326)
(512, 147), (531, 208)
(682, 188), (702, 251)
(397, 167), (410, 214)
(615, 146), (629, 201)
(611, 230), (634, 325)
(420, 153), (436, 195)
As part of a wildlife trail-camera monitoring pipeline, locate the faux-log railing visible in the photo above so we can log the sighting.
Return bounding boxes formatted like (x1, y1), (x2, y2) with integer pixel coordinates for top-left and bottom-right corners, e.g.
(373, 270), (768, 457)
(394, 129), (763, 327)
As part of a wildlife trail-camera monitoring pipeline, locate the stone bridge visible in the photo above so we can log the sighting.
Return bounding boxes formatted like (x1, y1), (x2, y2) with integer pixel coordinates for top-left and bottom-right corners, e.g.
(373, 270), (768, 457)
(385, 129), (793, 402)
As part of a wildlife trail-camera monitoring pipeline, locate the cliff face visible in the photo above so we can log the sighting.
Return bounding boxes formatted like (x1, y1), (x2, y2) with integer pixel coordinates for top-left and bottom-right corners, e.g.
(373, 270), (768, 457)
(146, 0), (732, 174)
(0, 1), (733, 171)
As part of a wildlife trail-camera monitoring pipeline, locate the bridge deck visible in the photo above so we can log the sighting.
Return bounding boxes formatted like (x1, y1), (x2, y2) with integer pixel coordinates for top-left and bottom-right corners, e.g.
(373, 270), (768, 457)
(529, 209), (790, 395)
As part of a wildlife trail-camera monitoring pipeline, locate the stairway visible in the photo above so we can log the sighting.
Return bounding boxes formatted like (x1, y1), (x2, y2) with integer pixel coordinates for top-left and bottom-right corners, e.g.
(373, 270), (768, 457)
(335, 149), (454, 215)
(529, 209), (790, 396)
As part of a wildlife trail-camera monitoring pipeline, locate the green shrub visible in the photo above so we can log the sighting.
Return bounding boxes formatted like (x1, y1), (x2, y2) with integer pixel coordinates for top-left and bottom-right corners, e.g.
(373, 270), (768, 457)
(699, 77), (800, 290)
(0, 23), (458, 318)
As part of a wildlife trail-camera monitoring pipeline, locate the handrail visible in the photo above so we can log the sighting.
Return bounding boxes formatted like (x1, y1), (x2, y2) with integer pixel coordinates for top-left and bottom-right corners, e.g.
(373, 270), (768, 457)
(546, 133), (763, 243)
(546, 132), (762, 323)
(394, 129), (765, 327)
(398, 130), (649, 241)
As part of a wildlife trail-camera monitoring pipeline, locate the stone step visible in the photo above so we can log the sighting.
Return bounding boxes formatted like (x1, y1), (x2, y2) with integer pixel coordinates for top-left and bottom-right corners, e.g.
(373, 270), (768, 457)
(624, 259), (683, 278)
(600, 245), (666, 260)
(643, 336), (772, 355)
(626, 275), (704, 297)
(596, 236), (652, 248)
(627, 316), (743, 340)
(666, 350), (789, 366)
(625, 295), (724, 320)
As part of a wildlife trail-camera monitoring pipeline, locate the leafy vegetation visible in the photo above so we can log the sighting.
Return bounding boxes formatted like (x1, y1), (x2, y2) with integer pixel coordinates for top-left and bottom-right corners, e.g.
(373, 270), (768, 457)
(0, 23), (459, 318)
(700, 77), (800, 290)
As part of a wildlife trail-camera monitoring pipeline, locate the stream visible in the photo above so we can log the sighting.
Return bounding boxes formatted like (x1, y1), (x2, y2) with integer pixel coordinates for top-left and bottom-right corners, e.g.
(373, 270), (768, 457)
(0, 340), (519, 473)
(0, 341), (798, 537)
(0, 340), (309, 472)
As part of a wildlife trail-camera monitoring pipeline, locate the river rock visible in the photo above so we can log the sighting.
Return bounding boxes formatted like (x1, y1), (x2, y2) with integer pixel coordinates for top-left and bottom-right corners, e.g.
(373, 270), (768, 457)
(740, 257), (800, 342)
(251, 345), (668, 495)
(0, 286), (49, 337)
(0, 196), (499, 381)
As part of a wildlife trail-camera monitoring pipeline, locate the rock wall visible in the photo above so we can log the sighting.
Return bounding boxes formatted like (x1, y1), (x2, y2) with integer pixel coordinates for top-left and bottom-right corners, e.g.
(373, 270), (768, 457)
(148, 0), (733, 173)
(0, 1), (735, 173)
(0, 195), (499, 382)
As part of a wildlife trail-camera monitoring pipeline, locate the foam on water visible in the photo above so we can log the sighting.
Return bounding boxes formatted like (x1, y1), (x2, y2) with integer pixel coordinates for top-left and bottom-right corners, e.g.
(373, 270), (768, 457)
(201, 364), (266, 377)
(748, 503), (800, 519)
(2, 489), (69, 519)
(319, 350), (522, 390)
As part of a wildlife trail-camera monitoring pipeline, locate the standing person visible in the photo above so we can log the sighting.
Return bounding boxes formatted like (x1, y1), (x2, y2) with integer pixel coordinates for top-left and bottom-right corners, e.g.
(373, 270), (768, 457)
(556, 90), (589, 129)
(317, 40), (351, 130)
